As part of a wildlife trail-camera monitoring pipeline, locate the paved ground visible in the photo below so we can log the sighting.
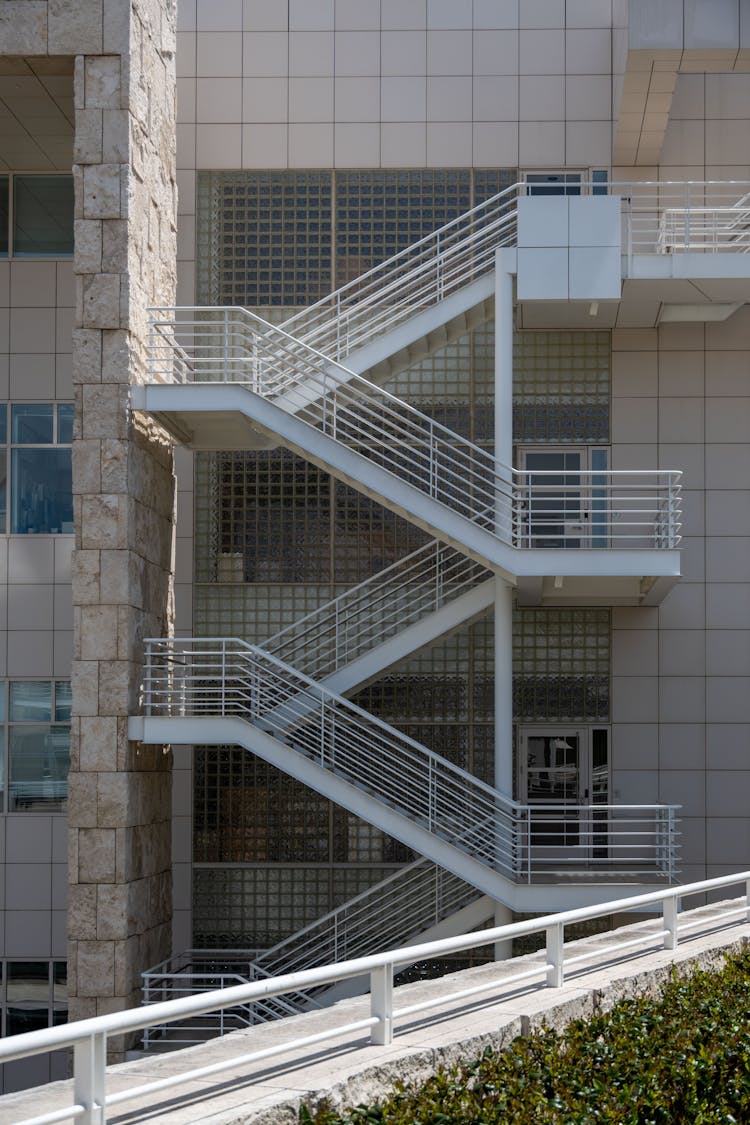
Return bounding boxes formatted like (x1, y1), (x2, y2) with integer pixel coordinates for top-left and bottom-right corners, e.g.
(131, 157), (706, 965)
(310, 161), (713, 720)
(2, 899), (749, 1125)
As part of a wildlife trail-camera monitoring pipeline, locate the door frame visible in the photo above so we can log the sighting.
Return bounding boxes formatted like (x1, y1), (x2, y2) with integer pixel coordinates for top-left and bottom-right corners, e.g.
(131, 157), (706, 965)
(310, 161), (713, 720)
(516, 446), (610, 548)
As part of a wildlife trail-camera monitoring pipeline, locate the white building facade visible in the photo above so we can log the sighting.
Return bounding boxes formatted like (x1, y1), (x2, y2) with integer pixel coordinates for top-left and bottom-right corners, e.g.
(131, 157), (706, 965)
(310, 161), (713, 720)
(1, 0), (750, 1090)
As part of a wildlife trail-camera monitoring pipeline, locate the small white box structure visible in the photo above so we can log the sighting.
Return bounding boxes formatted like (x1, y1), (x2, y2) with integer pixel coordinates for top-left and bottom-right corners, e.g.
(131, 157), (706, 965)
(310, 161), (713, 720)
(517, 195), (622, 302)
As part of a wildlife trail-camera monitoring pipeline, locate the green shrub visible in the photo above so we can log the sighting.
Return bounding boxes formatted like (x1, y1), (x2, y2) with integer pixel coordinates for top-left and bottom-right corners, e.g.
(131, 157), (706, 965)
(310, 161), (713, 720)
(300, 947), (750, 1124)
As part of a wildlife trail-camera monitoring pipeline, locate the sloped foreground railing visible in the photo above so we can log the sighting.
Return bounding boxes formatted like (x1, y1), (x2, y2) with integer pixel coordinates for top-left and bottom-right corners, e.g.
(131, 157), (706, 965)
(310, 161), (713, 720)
(140, 638), (679, 885)
(141, 860), (484, 1048)
(4, 873), (750, 1125)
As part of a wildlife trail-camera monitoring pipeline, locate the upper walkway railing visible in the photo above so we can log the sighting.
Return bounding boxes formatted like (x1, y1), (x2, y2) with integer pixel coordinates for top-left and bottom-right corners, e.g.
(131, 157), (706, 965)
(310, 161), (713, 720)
(140, 636), (679, 886)
(3, 872), (749, 1125)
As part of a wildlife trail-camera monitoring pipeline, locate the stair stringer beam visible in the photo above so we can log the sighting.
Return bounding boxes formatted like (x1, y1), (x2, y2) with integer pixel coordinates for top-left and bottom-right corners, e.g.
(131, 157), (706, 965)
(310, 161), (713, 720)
(135, 382), (681, 584)
(135, 714), (520, 906)
(137, 382), (518, 580)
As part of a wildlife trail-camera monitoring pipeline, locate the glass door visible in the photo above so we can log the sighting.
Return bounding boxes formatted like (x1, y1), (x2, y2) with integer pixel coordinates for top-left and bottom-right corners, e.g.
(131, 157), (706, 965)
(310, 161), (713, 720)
(518, 448), (609, 548)
(519, 727), (610, 864)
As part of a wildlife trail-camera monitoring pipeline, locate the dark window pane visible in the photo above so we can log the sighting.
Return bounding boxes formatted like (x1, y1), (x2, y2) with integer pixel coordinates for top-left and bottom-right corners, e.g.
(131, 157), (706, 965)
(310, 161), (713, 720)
(11, 447), (73, 533)
(0, 176), (8, 256)
(7, 962), (48, 1001)
(8, 723), (70, 812)
(57, 404), (73, 444)
(10, 681), (52, 722)
(54, 681), (72, 721)
(7, 1007), (48, 1036)
(12, 404), (54, 444)
(13, 175), (74, 257)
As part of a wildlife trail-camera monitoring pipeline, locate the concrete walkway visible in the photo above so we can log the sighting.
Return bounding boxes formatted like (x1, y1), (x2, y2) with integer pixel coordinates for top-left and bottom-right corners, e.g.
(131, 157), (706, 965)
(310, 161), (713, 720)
(2, 900), (749, 1125)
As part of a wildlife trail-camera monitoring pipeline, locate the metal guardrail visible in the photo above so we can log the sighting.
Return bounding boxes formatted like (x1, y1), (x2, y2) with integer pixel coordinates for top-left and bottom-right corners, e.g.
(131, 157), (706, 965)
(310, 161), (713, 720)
(263, 540), (492, 679)
(146, 308), (682, 549)
(141, 861), (483, 1046)
(615, 180), (750, 260)
(140, 637), (680, 885)
(4, 872), (750, 1125)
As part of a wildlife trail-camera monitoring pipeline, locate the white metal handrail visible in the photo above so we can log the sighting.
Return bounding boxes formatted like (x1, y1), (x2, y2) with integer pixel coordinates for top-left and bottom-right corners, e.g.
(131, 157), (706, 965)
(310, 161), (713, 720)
(615, 179), (750, 264)
(263, 541), (492, 679)
(141, 861), (484, 1046)
(142, 637), (679, 884)
(4, 872), (750, 1125)
(147, 308), (682, 549)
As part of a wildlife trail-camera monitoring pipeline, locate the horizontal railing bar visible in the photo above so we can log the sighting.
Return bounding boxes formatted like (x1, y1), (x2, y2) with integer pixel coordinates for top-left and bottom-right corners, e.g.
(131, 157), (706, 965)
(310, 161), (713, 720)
(394, 962), (547, 1021)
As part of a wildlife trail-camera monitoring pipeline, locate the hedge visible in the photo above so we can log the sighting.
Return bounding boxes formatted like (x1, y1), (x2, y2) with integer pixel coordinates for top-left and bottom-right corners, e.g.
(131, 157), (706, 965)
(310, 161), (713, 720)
(301, 947), (750, 1124)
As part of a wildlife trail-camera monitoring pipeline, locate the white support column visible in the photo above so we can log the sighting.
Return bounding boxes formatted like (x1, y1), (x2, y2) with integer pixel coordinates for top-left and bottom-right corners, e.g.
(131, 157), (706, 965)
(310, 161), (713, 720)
(494, 250), (515, 799)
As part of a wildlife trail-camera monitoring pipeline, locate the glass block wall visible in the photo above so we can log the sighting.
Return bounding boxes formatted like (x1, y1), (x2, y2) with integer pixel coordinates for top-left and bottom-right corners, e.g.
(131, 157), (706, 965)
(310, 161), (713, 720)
(192, 170), (612, 948)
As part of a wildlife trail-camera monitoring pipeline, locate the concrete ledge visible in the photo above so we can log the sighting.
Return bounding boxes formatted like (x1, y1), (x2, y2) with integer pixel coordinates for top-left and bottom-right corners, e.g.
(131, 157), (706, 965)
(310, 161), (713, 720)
(2, 900), (749, 1125)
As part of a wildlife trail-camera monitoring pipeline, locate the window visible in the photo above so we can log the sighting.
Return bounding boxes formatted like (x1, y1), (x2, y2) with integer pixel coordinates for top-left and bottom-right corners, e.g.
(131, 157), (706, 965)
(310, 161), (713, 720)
(3, 962), (67, 1037)
(0, 681), (72, 813)
(0, 403), (74, 535)
(0, 174), (74, 259)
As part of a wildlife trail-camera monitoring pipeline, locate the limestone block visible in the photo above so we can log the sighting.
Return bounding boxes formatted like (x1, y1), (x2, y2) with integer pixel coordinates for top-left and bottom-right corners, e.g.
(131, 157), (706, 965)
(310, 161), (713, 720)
(81, 494), (128, 550)
(71, 328), (103, 385)
(74, 109), (103, 165)
(67, 773), (99, 828)
(80, 604), (119, 661)
(101, 219), (129, 273)
(114, 932), (145, 997)
(77, 828), (117, 883)
(68, 884), (98, 941)
(97, 658), (133, 714)
(101, 329), (131, 382)
(75, 940), (115, 998)
(72, 440), (103, 494)
(103, 110), (130, 163)
(71, 549), (101, 605)
(97, 771), (133, 827)
(82, 272), (122, 330)
(103, 0), (131, 54)
(101, 438), (129, 491)
(71, 659), (100, 716)
(83, 165), (123, 220)
(49, 0), (104, 55)
(81, 384), (129, 441)
(0, 2), (47, 53)
(74, 220), (103, 274)
(99, 549), (138, 604)
(96, 883), (131, 940)
(79, 715), (119, 772)
(84, 56), (122, 109)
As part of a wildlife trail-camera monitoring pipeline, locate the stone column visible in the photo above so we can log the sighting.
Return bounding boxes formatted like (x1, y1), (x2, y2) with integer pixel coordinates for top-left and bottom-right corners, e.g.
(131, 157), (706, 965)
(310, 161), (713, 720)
(67, 0), (178, 1041)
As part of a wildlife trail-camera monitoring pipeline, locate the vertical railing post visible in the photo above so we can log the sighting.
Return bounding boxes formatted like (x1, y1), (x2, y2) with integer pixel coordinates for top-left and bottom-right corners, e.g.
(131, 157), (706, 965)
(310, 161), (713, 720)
(370, 963), (394, 1045)
(546, 923), (564, 988)
(223, 308), (230, 382)
(663, 895), (678, 951)
(74, 1032), (106, 1125)
(746, 878), (750, 924)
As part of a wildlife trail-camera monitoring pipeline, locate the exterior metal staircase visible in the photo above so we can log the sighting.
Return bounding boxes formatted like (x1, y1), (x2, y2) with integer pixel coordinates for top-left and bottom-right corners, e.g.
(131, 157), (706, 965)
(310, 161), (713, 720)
(133, 183), (684, 1032)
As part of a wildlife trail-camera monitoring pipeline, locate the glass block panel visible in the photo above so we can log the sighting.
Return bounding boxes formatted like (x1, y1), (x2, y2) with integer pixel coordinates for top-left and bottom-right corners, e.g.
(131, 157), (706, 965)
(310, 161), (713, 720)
(196, 171), (333, 306)
(513, 331), (610, 443)
(13, 175), (74, 257)
(334, 170), (471, 285)
(11, 448), (73, 533)
(513, 608), (610, 721)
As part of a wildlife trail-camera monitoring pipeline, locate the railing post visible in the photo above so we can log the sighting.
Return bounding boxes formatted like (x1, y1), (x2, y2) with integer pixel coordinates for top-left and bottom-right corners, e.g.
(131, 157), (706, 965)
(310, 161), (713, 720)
(663, 895), (678, 951)
(74, 1032), (106, 1125)
(221, 641), (226, 715)
(370, 963), (393, 1045)
(546, 923), (564, 988)
(223, 308), (230, 382)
